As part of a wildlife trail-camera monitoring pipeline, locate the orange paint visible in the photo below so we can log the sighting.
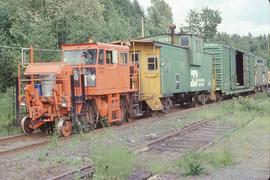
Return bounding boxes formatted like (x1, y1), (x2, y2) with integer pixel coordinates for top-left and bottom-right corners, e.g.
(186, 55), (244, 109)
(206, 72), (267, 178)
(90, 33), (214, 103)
(18, 43), (139, 133)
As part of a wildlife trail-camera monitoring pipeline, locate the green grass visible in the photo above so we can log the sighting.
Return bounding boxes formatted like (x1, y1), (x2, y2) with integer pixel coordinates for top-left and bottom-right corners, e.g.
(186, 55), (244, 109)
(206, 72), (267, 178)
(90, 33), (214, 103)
(176, 148), (234, 176)
(177, 151), (205, 176)
(80, 130), (136, 179)
(0, 89), (20, 136)
(205, 149), (234, 168)
(92, 144), (136, 180)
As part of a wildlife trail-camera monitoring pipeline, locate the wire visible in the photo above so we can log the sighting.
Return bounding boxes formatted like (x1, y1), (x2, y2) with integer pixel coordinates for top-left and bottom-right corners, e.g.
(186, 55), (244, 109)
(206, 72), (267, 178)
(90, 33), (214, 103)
(0, 45), (61, 51)
(0, 45), (22, 50)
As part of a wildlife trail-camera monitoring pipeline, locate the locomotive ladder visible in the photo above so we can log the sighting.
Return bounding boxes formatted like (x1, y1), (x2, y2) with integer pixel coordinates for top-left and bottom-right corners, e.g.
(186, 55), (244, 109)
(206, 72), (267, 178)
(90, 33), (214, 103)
(108, 93), (121, 123)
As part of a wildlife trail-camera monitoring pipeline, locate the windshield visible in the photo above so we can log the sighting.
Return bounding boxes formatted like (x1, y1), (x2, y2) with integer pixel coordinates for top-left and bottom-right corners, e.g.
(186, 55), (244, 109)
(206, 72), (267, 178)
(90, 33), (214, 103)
(63, 49), (97, 65)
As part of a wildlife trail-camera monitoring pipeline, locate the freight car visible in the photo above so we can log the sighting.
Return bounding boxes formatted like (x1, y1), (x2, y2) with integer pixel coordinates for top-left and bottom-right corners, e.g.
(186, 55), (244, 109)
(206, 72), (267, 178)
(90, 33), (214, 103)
(17, 43), (141, 136)
(203, 43), (256, 96)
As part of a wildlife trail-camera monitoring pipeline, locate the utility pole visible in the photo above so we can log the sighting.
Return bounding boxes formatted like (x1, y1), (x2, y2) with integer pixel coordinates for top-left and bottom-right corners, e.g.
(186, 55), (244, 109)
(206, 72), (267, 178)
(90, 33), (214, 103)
(141, 17), (145, 38)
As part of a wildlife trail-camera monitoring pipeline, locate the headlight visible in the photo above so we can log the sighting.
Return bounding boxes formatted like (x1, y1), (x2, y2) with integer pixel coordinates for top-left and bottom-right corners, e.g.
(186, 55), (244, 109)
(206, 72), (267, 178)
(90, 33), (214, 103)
(61, 97), (67, 107)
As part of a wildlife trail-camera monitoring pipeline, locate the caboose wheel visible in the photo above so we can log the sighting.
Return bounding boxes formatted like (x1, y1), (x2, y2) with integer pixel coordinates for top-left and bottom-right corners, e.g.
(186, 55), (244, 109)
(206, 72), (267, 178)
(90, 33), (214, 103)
(21, 116), (34, 135)
(57, 117), (72, 137)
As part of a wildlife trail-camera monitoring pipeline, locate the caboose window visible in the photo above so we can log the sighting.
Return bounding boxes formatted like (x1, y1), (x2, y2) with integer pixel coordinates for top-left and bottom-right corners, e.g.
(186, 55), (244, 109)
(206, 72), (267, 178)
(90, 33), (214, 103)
(148, 57), (158, 70)
(257, 59), (263, 64)
(131, 52), (140, 65)
(63, 49), (97, 65)
(180, 36), (189, 47)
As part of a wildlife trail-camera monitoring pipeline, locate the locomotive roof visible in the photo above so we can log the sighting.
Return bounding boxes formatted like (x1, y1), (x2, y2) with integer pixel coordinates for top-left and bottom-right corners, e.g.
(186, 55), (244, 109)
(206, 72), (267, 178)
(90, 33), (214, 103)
(61, 43), (129, 51)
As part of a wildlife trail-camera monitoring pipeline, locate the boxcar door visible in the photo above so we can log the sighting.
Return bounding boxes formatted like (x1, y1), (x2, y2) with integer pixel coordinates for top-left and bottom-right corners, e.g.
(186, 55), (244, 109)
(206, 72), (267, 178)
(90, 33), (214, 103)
(244, 54), (250, 88)
(230, 49), (236, 90)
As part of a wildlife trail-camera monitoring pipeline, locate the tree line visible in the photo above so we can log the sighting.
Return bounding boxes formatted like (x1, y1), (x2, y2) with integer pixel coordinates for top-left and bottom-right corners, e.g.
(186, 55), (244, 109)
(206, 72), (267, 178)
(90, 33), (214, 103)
(0, 0), (269, 93)
(0, 0), (172, 93)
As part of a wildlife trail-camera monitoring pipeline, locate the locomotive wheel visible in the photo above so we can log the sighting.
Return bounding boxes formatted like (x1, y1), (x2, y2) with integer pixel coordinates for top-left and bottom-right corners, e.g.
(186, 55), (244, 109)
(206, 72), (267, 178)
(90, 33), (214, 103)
(81, 104), (96, 132)
(57, 117), (72, 137)
(21, 116), (34, 135)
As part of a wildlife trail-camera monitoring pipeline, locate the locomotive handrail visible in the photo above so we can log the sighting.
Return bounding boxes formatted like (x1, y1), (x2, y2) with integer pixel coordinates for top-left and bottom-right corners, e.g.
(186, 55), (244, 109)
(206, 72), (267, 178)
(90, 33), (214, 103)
(21, 48), (30, 67)
(21, 47), (61, 67)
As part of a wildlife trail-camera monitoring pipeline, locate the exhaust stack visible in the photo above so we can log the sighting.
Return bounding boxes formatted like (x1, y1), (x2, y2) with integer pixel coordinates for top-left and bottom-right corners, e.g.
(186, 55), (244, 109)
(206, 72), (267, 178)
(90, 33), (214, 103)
(169, 24), (176, 45)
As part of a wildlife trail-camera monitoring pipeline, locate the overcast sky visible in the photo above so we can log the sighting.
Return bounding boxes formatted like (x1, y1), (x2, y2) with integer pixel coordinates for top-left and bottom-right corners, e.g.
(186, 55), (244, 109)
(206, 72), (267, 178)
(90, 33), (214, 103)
(137, 0), (270, 36)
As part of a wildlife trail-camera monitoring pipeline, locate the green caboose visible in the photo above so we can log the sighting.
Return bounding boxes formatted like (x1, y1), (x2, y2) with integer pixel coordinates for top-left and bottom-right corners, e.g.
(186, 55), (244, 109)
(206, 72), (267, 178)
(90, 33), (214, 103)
(128, 34), (213, 112)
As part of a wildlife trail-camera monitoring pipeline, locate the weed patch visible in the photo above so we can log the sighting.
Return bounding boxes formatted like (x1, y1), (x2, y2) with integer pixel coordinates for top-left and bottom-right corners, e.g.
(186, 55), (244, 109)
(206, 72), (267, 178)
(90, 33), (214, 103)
(205, 149), (234, 168)
(91, 143), (136, 180)
(177, 151), (205, 176)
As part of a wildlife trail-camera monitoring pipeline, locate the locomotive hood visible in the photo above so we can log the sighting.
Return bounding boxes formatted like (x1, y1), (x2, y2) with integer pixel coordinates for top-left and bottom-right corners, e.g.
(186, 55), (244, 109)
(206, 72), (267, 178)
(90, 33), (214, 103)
(24, 62), (65, 75)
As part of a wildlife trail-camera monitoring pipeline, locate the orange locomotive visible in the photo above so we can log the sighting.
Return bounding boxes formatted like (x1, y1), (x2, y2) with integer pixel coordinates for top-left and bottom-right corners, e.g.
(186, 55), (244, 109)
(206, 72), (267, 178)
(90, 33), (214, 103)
(18, 43), (140, 136)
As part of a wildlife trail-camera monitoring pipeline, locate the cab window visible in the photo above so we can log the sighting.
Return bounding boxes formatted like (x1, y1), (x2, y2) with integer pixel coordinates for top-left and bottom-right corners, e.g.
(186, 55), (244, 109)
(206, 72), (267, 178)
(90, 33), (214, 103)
(106, 50), (113, 64)
(98, 49), (104, 64)
(85, 68), (96, 87)
(119, 53), (128, 64)
(63, 49), (97, 65)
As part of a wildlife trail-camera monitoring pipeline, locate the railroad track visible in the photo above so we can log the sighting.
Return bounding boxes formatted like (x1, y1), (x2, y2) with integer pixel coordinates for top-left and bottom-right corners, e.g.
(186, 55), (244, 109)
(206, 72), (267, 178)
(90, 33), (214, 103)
(0, 98), (249, 179)
(52, 113), (236, 180)
(9, 112), (253, 180)
(48, 165), (94, 180)
(0, 133), (49, 157)
(131, 114), (257, 180)
(133, 113), (235, 156)
(0, 99), (230, 159)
